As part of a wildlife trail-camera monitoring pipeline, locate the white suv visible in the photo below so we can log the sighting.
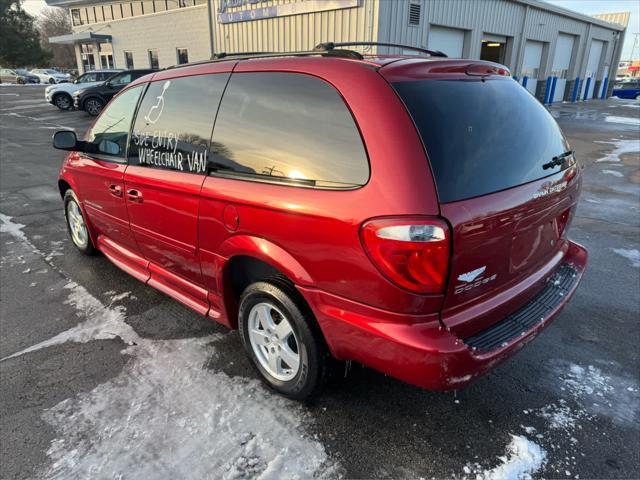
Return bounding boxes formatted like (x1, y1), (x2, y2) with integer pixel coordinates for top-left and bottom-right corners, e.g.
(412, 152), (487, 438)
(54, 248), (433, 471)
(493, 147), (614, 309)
(31, 68), (71, 84)
(45, 70), (121, 110)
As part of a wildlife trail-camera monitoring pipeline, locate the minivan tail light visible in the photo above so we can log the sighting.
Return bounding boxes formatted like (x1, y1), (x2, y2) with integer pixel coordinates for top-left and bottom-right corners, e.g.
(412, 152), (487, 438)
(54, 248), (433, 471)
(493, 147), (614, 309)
(361, 217), (450, 294)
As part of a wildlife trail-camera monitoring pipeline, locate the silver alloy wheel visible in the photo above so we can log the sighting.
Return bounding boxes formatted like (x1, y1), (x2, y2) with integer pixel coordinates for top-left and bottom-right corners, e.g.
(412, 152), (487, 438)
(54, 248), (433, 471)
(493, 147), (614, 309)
(54, 94), (71, 109)
(85, 98), (102, 115)
(248, 302), (300, 381)
(66, 200), (88, 249)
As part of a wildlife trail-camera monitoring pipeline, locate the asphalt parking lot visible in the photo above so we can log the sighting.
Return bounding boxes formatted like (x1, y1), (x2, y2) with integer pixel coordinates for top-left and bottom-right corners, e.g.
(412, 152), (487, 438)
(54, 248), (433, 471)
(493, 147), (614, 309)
(1, 85), (639, 479)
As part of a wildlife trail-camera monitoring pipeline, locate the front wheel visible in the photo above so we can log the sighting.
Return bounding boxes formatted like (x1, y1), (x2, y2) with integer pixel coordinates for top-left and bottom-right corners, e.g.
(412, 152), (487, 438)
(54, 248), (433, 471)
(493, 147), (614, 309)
(83, 97), (104, 116)
(64, 190), (95, 255)
(48, 77), (56, 84)
(53, 93), (72, 110)
(17, 78), (25, 85)
(238, 281), (331, 400)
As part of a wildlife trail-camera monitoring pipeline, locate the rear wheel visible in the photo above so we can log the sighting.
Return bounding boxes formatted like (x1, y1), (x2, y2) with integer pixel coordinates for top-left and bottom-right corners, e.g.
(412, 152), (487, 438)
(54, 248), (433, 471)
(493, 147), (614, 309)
(53, 93), (72, 110)
(83, 97), (104, 116)
(238, 281), (330, 400)
(17, 78), (25, 85)
(64, 190), (95, 255)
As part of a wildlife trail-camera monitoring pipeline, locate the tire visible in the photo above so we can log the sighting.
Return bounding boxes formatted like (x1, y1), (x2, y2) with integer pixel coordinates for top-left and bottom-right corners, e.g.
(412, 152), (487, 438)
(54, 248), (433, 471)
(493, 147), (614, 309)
(83, 97), (104, 116)
(53, 93), (72, 110)
(48, 77), (56, 84)
(238, 280), (331, 400)
(635, 94), (640, 101)
(17, 78), (25, 85)
(64, 190), (95, 255)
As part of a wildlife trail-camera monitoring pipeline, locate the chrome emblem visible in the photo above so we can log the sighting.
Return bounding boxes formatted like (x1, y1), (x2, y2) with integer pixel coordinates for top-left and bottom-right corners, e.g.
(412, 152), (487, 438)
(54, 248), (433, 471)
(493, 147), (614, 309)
(457, 267), (486, 283)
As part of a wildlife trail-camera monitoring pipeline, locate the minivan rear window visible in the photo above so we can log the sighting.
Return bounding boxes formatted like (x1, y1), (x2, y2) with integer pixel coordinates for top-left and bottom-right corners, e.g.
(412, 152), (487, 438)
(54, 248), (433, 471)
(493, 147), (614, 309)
(392, 78), (570, 203)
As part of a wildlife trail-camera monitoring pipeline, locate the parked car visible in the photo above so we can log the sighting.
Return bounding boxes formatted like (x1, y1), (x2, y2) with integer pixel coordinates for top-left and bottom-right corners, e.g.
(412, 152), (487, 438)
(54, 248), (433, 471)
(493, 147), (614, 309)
(0, 68), (40, 84)
(73, 69), (155, 116)
(30, 68), (71, 84)
(45, 69), (122, 110)
(53, 44), (587, 400)
(612, 79), (640, 100)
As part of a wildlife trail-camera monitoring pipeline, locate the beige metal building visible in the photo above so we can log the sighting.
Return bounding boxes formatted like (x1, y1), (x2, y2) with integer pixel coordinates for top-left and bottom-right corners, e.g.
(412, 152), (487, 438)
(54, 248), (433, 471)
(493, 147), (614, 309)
(47, 0), (628, 101)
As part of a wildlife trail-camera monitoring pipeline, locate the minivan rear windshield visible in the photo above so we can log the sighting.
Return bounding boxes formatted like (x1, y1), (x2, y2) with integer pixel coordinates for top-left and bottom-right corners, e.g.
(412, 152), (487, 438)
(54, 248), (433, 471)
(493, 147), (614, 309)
(392, 78), (570, 203)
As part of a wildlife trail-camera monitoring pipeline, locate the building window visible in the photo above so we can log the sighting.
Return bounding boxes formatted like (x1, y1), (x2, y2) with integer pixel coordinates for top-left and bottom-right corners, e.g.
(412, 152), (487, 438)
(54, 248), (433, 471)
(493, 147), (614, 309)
(81, 44), (96, 71)
(71, 8), (83, 26)
(124, 51), (134, 69)
(408, 2), (421, 26)
(148, 49), (159, 69)
(176, 48), (189, 65)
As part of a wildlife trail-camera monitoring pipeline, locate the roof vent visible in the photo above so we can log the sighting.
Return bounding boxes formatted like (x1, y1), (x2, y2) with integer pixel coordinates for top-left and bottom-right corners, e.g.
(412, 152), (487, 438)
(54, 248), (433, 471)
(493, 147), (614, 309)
(409, 3), (421, 26)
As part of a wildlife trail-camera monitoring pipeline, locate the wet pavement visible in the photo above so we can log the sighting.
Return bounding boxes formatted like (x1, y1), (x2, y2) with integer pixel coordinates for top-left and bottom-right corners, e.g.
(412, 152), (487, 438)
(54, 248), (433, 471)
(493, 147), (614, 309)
(1, 86), (638, 479)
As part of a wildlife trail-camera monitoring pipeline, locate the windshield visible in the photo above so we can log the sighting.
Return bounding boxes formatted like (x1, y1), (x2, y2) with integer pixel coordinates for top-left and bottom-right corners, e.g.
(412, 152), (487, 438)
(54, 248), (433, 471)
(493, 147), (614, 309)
(45, 69), (59, 74)
(15, 69), (29, 75)
(392, 78), (570, 203)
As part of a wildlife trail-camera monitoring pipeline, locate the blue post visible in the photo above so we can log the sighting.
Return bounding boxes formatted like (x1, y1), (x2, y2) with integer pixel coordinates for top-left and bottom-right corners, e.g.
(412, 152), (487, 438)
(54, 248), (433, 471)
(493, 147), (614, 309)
(543, 76), (552, 104)
(583, 77), (592, 101)
(522, 76), (528, 89)
(549, 77), (558, 104)
(600, 77), (609, 99)
(571, 77), (580, 102)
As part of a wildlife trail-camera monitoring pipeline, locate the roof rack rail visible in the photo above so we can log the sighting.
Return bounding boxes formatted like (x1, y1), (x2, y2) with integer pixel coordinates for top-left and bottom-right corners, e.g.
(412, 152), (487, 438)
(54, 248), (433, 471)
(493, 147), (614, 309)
(213, 48), (364, 61)
(213, 51), (274, 59)
(315, 41), (448, 58)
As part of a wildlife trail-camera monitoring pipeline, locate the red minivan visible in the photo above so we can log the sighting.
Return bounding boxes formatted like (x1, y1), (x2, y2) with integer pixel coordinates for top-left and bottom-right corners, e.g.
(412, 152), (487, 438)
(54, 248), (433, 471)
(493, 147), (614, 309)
(53, 43), (587, 399)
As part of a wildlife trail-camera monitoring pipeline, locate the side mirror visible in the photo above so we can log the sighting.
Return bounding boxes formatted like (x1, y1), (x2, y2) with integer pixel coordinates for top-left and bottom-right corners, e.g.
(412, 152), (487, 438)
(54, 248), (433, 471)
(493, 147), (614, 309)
(53, 130), (78, 151)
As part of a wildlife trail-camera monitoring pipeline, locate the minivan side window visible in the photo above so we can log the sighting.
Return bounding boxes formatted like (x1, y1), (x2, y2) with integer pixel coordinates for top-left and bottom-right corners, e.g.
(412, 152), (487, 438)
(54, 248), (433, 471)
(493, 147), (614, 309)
(128, 73), (230, 174)
(84, 85), (143, 159)
(210, 72), (369, 188)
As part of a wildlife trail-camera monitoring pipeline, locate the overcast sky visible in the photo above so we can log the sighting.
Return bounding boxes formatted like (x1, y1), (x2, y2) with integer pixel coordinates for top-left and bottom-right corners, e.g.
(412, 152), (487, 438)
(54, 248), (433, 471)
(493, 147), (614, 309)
(21, 0), (640, 60)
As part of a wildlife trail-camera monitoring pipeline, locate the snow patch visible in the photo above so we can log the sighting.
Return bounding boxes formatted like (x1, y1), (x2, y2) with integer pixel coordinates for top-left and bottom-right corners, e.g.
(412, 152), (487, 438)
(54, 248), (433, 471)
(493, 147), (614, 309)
(601, 169), (624, 178)
(0, 213), (28, 243)
(2, 273), (336, 477)
(604, 115), (640, 126)
(43, 336), (335, 479)
(595, 138), (640, 163)
(462, 435), (547, 480)
(1, 282), (137, 361)
(612, 248), (640, 268)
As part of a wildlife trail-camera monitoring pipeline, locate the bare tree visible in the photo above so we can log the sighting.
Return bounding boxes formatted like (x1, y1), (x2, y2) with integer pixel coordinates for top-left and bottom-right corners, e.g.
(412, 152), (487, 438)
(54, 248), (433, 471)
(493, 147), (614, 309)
(36, 7), (75, 69)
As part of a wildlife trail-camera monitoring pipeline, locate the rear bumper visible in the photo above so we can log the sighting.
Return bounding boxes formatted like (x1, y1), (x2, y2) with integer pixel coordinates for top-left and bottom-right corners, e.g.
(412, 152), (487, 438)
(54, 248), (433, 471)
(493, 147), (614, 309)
(300, 240), (587, 391)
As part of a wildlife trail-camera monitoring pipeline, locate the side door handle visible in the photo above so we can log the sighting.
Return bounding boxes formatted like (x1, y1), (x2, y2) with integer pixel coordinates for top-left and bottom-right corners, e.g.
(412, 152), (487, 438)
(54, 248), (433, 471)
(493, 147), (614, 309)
(126, 189), (143, 203)
(108, 184), (122, 197)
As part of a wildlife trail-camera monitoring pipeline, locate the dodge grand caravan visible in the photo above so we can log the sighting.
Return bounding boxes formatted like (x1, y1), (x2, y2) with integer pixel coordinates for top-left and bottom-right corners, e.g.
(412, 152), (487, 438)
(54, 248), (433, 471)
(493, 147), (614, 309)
(53, 43), (587, 399)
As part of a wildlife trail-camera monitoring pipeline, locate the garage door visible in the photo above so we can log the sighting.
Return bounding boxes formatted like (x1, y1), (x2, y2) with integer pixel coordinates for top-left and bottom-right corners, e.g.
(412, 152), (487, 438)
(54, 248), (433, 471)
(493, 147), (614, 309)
(428, 25), (465, 58)
(582, 39), (604, 100)
(551, 34), (575, 102)
(521, 40), (544, 95)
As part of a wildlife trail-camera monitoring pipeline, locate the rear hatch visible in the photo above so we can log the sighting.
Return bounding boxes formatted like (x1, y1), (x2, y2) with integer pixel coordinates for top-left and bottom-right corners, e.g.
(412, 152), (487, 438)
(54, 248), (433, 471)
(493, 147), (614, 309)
(384, 60), (581, 337)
